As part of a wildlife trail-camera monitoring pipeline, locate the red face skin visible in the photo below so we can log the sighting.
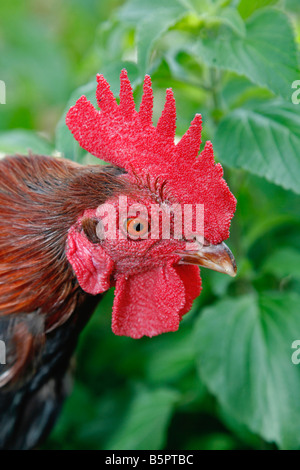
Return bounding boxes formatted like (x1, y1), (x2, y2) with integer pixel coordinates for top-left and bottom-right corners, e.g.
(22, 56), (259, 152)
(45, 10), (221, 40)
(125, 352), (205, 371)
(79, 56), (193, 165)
(67, 193), (203, 338)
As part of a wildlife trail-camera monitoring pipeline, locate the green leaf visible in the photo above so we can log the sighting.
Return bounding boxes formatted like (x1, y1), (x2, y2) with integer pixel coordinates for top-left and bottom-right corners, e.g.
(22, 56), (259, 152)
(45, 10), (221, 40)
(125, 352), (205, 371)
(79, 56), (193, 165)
(194, 292), (300, 449)
(212, 7), (246, 37)
(106, 388), (179, 450)
(262, 247), (300, 280)
(222, 76), (273, 110)
(119, 0), (187, 23)
(214, 100), (300, 195)
(119, 0), (188, 75)
(285, 0), (300, 13)
(194, 9), (299, 100)
(0, 129), (53, 155)
(136, 11), (187, 75)
(190, 432), (238, 450)
(238, 0), (279, 19)
(145, 327), (196, 384)
(242, 214), (300, 251)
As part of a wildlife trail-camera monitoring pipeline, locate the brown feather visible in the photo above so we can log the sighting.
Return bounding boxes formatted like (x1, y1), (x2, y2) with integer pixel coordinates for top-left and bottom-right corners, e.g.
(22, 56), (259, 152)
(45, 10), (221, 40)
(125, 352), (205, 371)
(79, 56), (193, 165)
(0, 153), (126, 332)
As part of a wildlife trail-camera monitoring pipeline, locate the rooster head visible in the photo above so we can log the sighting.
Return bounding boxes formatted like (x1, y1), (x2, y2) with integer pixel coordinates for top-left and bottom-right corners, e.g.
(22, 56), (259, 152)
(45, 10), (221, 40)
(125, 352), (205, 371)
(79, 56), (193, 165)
(65, 70), (237, 338)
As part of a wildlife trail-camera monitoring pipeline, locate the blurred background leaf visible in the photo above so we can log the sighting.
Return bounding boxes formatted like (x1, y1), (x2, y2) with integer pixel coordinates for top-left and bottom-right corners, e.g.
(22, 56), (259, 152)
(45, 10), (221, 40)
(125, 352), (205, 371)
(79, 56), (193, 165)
(193, 9), (299, 100)
(106, 388), (180, 450)
(214, 99), (300, 194)
(0, 130), (53, 155)
(195, 292), (300, 449)
(262, 247), (300, 281)
(1, 0), (300, 451)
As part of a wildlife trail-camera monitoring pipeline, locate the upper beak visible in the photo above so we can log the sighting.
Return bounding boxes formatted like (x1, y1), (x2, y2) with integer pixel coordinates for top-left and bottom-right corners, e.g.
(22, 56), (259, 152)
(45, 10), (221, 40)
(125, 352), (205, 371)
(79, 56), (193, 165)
(177, 238), (237, 277)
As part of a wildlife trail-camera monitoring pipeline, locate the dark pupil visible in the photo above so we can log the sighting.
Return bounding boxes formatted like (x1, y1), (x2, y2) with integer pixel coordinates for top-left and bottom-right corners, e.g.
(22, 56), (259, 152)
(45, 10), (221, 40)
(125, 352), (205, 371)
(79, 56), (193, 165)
(134, 222), (142, 232)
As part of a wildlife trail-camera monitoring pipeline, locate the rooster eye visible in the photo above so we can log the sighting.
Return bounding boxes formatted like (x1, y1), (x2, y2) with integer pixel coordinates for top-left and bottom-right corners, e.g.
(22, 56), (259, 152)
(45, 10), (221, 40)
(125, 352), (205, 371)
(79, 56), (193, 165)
(125, 218), (149, 239)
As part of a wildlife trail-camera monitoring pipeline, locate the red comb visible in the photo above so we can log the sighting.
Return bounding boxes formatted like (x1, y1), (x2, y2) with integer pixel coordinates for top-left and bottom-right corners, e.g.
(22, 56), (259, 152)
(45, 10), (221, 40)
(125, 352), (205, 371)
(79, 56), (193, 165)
(66, 69), (236, 244)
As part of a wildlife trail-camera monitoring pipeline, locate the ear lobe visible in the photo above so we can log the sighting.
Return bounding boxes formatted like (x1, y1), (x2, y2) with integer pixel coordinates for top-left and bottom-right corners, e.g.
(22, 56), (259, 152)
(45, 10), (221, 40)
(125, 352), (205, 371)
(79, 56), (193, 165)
(66, 228), (114, 295)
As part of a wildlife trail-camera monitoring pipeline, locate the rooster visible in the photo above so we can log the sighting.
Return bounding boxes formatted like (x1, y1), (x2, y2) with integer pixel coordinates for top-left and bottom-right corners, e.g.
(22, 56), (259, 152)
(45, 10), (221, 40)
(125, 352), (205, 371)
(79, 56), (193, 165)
(0, 70), (236, 449)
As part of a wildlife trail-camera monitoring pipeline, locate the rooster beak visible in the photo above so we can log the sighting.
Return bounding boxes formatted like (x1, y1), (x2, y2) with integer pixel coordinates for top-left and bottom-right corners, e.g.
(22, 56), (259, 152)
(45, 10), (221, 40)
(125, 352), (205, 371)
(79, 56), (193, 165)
(177, 238), (237, 277)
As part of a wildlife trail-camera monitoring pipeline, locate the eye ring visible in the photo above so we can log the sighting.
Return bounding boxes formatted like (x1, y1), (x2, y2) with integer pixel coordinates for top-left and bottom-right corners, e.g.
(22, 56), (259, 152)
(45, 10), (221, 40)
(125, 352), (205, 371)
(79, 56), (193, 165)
(124, 217), (149, 239)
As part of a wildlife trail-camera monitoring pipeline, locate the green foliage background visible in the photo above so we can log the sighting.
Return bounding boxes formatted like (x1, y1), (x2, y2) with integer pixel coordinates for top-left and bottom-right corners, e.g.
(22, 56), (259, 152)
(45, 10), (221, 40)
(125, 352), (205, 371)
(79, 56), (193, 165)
(1, 0), (300, 450)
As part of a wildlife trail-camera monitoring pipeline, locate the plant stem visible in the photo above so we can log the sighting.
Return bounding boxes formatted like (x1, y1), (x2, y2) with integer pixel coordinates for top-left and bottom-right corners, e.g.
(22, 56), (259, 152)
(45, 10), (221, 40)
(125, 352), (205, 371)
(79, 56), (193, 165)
(210, 68), (220, 106)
